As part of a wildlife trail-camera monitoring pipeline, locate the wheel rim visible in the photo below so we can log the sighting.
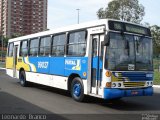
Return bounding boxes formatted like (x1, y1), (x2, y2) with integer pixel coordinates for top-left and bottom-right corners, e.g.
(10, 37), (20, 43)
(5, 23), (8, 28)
(20, 74), (24, 85)
(73, 83), (81, 97)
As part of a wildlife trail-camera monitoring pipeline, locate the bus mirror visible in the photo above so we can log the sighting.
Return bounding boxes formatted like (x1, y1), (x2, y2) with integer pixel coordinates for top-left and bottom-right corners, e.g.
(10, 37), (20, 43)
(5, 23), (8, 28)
(102, 34), (110, 46)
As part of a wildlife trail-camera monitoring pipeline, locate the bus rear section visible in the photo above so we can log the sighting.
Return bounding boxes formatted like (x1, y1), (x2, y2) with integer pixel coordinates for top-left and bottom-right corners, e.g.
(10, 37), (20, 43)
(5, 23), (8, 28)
(5, 19), (153, 102)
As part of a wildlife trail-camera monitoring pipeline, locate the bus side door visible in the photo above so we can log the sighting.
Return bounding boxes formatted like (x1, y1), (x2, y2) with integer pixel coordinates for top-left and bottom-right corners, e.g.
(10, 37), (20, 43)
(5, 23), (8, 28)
(13, 43), (19, 78)
(91, 35), (103, 95)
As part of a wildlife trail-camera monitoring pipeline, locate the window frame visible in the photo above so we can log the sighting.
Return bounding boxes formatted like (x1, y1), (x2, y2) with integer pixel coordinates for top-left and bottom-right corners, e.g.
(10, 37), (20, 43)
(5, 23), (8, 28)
(8, 42), (14, 57)
(29, 37), (39, 56)
(39, 35), (51, 56)
(66, 30), (87, 57)
(20, 40), (28, 57)
(51, 33), (66, 57)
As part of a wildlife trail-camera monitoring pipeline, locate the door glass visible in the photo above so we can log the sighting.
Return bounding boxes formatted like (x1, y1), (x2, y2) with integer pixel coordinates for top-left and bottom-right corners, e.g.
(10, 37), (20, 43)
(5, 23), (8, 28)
(91, 37), (98, 87)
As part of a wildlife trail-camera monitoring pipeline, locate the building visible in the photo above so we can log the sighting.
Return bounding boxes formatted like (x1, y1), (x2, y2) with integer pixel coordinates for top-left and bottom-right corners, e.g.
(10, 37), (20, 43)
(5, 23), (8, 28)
(0, 0), (47, 38)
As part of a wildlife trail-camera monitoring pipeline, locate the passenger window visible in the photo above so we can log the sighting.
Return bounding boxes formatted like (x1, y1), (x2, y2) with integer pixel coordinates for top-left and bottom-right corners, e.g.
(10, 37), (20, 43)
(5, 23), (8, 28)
(52, 34), (65, 56)
(39, 36), (51, 56)
(67, 31), (86, 56)
(8, 43), (14, 57)
(29, 38), (39, 56)
(20, 40), (28, 57)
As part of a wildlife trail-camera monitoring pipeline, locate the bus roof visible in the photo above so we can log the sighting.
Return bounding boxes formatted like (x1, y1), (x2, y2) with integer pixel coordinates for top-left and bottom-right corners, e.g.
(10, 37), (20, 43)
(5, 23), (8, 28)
(8, 19), (149, 42)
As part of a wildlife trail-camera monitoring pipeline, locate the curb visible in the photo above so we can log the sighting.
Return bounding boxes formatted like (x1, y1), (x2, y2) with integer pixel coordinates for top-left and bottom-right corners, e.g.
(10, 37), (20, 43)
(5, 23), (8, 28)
(153, 85), (160, 88)
(0, 68), (6, 70)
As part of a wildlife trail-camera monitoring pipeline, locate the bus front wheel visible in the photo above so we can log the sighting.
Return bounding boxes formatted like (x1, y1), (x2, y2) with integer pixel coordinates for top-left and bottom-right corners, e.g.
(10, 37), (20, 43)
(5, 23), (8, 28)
(19, 71), (28, 87)
(71, 77), (84, 102)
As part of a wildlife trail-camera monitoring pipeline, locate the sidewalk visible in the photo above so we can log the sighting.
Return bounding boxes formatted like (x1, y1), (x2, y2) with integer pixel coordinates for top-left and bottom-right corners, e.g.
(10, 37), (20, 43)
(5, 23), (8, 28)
(153, 85), (160, 88)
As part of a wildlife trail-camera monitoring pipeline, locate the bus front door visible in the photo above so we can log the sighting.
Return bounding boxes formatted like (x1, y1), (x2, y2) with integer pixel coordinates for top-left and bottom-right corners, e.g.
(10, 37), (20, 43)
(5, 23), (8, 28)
(90, 35), (103, 95)
(13, 45), (18, 78)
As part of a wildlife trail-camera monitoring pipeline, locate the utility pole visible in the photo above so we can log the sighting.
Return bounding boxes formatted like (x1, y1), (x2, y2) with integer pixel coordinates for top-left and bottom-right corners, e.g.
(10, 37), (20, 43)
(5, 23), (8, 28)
(1, 1), (3, 62)
(76, 9), (80, 24)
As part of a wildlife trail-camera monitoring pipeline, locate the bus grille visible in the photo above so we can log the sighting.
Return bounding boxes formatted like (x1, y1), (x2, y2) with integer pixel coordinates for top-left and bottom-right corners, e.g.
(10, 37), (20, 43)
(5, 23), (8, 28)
(123, 82), (145, 87)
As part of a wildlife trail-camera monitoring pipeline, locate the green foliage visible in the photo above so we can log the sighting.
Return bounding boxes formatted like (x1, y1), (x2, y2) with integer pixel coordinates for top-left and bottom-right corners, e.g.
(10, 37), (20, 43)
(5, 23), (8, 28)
(0, 36), (9, 47)
(150, 25), (160, 57)
(11, 33), (22, 38)
(153, 58), (160, 85)
(154, 70), (160, 85)
(97, 0), (145, 24)
(0, 62), (5, 68)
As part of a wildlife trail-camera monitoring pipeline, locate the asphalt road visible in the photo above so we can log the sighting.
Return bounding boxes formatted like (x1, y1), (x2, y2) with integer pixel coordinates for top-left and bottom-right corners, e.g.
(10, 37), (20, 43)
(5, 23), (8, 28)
(0, 69), (160, 120)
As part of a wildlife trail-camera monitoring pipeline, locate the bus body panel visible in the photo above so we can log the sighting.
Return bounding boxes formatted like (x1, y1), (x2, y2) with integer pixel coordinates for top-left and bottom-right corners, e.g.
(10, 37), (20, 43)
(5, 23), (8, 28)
(103, 87), (153, 99)
(49, 57), (65, 75)
(6, 57), (14, 69)
(64, 57), (88, 79)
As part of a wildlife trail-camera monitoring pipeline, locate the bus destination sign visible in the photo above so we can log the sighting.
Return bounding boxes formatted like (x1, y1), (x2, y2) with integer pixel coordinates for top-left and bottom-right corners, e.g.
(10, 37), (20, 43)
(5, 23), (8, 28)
(109, 21), (151, 36)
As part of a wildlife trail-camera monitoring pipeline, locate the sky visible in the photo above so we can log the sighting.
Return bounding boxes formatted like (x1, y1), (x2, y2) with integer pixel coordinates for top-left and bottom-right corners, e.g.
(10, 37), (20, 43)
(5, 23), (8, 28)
(47, 0), (160, 29)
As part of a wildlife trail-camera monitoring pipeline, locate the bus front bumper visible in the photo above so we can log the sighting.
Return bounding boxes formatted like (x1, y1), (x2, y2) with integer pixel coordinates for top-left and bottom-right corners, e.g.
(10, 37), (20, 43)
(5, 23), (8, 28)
(103, 87), (153, 100)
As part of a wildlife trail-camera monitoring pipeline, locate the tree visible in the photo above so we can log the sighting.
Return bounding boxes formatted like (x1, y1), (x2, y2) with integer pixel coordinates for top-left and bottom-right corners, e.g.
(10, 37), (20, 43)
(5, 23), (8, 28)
(97, 0), (145, 24)
(150, 25), (160, 57)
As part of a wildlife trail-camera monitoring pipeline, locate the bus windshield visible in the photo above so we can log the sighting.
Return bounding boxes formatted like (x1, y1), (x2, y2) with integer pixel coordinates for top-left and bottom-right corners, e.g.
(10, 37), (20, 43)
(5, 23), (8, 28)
(106, 32), (153, 71)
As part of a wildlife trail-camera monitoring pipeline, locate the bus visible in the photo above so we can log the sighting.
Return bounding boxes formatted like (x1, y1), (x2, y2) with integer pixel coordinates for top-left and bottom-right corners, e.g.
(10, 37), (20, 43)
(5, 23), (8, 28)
(6, 19), (153, 102)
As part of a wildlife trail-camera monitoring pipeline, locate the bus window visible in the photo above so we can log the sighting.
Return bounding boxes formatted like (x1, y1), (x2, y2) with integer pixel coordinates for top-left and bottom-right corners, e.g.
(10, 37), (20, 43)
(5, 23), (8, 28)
(20, 40), (28, 57)
(39, 36), (51, 56)
(8, 43), (14, 57)
(52, 34), (65, 56)
(67, 31), (86, 56)
(29, 38), (39, 56)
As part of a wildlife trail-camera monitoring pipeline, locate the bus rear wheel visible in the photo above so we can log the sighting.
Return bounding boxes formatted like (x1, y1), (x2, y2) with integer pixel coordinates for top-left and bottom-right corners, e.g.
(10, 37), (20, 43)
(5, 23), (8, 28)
(71, 77), (84, 102)
(19, 71), (28, 87)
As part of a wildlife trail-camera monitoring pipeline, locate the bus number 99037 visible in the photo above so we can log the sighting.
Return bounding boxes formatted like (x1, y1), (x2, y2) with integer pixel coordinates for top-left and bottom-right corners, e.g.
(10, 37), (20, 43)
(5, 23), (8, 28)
(38, 62), (48, 69)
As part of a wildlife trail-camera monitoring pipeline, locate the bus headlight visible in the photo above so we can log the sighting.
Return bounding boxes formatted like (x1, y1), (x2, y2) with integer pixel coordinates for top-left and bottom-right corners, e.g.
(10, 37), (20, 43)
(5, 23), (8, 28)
(112, 83), (116, 87)
(118, 83), (121, 87)
(106, 82), (111, 87)
(105, 71), (111, 77)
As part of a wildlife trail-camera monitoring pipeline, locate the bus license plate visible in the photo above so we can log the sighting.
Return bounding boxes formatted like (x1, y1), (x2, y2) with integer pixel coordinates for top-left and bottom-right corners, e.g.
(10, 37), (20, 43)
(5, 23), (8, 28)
(131, 91), (139, 95)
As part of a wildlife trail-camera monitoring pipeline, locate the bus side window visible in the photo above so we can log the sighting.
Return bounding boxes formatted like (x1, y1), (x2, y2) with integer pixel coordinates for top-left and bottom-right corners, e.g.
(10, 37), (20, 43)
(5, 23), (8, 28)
(20, 40), (28, 57)
(52, 34), (65, 56)
(67, 30), (86, 56)
(39, 36), (51, 56)
(8, 43), (14, 57)
(29, 38), (39, 56)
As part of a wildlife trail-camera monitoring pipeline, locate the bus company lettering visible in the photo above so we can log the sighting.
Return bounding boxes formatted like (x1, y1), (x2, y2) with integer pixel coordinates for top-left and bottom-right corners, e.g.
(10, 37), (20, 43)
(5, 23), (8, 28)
(38, 62), (48, 69)
(65, 59), (81, 70)
(65, 60), (76, 65)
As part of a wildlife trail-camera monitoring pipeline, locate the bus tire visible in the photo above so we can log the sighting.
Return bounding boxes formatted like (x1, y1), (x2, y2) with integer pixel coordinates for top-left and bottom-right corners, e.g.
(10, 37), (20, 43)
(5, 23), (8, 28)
(19, 71), (28, 87)
(71, 77), (84, 102)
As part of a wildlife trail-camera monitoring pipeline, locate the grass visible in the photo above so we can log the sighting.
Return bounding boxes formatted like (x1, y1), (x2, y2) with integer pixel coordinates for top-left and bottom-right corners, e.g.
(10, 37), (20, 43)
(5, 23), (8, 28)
(153, 58), (160, 85)
(154, 70), (160, 85)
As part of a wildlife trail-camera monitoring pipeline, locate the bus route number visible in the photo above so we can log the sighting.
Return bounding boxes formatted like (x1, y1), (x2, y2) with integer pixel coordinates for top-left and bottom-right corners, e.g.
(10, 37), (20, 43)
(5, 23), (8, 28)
(38, 62), (48, 69)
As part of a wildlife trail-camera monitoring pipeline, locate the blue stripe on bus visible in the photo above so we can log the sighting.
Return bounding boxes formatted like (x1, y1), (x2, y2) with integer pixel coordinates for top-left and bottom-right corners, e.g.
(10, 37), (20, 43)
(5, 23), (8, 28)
(28, 56), (88, 79)
(112, 72), (153, 81)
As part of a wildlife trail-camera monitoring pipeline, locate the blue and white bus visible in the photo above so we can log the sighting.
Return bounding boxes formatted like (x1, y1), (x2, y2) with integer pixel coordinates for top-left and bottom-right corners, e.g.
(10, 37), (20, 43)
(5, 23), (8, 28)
(6, 19), (153, 102)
